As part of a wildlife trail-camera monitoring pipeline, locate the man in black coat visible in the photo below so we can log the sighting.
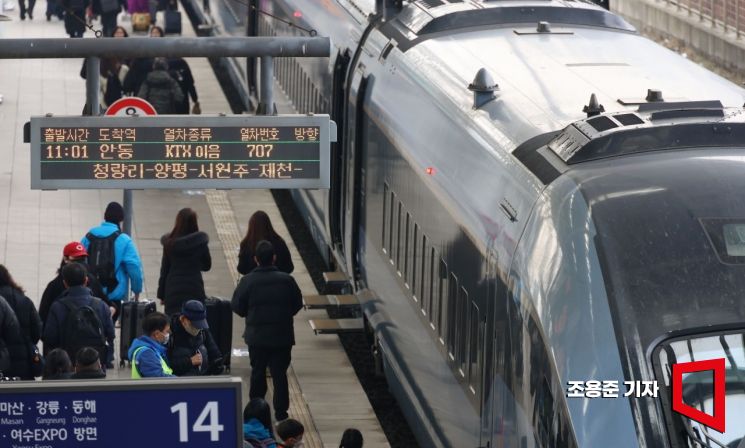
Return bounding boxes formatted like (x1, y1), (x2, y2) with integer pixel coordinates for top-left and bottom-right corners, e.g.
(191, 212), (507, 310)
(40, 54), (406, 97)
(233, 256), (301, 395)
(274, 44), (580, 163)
(168, 300), (223, 376)
(231, 240), (303, 421)
(43, 263), (115, 366)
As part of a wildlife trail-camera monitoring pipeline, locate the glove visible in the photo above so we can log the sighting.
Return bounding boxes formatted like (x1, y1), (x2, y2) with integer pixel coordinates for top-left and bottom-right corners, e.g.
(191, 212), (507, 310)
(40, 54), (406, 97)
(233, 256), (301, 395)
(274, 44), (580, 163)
(191, 101), (201, 115)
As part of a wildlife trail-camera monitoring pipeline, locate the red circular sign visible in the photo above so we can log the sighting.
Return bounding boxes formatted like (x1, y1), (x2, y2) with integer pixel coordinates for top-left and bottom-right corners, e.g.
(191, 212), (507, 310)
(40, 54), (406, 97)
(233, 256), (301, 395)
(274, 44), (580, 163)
(105, 97), (158, 116)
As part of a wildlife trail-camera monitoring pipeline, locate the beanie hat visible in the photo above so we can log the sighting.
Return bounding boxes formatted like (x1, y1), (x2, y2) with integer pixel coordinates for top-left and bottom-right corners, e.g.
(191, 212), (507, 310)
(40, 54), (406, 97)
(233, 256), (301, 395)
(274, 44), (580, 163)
(104, 202), (125, 224)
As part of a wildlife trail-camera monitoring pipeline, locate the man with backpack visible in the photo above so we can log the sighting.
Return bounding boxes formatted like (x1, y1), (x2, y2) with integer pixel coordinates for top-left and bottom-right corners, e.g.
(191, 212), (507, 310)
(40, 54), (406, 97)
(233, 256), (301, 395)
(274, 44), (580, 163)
(81, 201), (143, 326)
(42, 263), (115, 367)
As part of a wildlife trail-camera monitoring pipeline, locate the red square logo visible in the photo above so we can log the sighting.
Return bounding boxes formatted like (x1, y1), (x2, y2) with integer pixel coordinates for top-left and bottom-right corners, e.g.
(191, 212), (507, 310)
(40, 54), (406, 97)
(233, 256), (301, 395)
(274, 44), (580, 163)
(671, 358), (726, 433)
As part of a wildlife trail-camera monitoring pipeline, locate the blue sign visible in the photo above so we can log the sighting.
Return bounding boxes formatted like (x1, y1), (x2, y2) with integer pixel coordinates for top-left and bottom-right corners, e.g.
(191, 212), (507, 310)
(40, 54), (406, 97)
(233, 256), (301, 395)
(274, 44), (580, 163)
(0, 377), (242, 448)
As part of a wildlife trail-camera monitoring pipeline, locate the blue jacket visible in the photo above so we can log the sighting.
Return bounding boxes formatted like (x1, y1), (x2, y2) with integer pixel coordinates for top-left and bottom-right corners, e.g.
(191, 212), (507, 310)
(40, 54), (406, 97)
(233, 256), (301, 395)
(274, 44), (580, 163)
(128, 335), (175, 377)
(242, 419), (277, 448)
(42, 285), (115, 351)
(81, 221), (143, 301)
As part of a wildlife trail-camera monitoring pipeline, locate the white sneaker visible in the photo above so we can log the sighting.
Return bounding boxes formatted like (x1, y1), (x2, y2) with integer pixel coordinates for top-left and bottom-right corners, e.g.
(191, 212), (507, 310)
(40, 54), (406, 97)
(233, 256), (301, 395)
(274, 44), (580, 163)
(0, 94), (4, 104)
(3, 1), (15, 11)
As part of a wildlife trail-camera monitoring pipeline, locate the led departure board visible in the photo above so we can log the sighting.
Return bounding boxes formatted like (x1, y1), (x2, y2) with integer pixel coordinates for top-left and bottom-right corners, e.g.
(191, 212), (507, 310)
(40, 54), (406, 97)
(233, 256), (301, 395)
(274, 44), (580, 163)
(30, 115), (334, 189)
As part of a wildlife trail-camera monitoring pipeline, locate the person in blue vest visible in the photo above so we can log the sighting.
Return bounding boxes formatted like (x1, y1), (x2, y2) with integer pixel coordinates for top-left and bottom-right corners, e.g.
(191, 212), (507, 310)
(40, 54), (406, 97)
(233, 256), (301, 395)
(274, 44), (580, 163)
(128, 312), (175, 378)
(81, 201), (144, 325)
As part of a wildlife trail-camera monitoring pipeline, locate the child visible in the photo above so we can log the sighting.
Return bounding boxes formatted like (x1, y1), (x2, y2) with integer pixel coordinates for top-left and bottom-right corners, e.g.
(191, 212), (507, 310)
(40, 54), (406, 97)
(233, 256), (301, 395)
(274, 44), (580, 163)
(276, 419), (304, 447)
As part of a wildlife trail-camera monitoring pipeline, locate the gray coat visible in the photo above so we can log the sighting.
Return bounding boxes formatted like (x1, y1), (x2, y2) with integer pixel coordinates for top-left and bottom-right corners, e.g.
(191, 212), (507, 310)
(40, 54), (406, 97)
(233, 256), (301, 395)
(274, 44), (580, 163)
(137, 70), (184, 114)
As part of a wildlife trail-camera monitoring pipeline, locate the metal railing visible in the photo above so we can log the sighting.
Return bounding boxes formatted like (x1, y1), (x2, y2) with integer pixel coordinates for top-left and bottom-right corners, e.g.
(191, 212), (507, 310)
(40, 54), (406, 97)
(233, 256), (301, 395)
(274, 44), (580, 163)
(658, 0), (744, 38)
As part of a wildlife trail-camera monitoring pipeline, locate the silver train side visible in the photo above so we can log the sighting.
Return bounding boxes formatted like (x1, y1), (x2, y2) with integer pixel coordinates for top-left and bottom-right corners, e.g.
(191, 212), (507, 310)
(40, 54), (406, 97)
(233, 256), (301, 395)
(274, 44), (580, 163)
(209, 0), (745, 446)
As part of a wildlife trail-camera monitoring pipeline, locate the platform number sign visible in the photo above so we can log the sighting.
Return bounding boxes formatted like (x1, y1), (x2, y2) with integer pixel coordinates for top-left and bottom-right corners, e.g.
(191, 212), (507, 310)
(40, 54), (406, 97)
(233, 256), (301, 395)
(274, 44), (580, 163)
(0, 378), (242, 448)
(171, 401), (225, 442)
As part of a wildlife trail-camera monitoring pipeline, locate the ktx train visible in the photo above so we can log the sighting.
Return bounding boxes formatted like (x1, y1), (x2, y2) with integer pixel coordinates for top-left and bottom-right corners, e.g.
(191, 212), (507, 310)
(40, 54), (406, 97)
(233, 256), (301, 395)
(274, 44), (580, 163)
(218, 0), (745, 446)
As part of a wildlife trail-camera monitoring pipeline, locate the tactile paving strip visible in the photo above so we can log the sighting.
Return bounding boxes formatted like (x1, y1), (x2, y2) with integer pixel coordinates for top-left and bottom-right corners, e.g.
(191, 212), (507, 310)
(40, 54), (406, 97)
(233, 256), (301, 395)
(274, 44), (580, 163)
(205, 190), (323, 448)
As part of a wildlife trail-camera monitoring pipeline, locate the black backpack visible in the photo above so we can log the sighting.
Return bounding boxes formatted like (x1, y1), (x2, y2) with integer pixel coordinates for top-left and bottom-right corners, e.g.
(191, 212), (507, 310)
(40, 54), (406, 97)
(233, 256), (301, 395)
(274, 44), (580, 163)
(86, 231), (121, 289)
(60, 298), (107, 364)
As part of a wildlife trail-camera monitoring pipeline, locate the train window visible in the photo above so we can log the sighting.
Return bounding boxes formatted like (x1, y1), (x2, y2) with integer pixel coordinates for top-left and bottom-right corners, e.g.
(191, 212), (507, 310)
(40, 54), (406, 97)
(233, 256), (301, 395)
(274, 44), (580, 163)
(701, 218), (745, 264)
(382, 183), (389, 252)
(396, 202), (403, 270)
(456, 286), (468, 375)
(447, 272), (459, 360)
(388, 191), (395, 261)
(437, 258), (448, 342)
(421, 234), (429, 316)
(404, 212), (410, 285)
(468, 302), (482, 394)
(411, 224), (419, 300)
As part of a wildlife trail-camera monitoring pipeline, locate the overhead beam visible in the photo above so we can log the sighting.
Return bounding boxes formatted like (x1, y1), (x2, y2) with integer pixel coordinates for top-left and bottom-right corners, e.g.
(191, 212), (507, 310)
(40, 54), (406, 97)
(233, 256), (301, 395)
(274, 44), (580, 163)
(0, 36), (331, 59)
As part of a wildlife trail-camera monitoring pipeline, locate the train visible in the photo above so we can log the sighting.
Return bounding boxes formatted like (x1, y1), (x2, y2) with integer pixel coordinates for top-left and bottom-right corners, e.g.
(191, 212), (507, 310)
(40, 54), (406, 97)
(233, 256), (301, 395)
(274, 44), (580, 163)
(199, 0), (745, 446)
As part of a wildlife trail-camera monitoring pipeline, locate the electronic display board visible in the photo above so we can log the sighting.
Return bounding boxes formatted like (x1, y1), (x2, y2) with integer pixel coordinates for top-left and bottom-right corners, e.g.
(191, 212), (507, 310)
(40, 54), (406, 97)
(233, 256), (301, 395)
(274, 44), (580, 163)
(0, 377), (242, 448)
(29, 115), (335, 189)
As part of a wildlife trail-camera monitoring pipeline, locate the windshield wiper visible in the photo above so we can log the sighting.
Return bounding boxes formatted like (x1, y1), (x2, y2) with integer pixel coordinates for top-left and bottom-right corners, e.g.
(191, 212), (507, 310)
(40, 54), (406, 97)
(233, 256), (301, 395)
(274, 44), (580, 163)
(680, 417), (727, 448)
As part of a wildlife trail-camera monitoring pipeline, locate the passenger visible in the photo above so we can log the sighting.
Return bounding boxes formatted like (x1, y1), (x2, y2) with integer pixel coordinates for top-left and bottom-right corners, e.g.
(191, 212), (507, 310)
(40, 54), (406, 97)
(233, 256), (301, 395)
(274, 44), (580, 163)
(242, 398), (277, 448)
(168, 300), (223, 376)
(338, 429), (363, 448)
(80, 26), (130, 109)
(42, 348), (73, 380)
(18, 0), (35, 20)
(71, 347), (106, 379)
(158, 208), (211, 315)
(81, 201), (144, 325)
(0, 265), (42, 380)
(0, 294), (21, 377)
(232, 240), (303, 421)
(94, 0), (123, 37)
(46, 0), (64, 20)
(42, 263), (115, 366)
(276, 419), (304, 448)
(129, 312), (175, 378)
(137, 57), (184, 115)
(238, 211), (294, 275)
(149, 26), (201, 114)
(62, 0), (90, 37)
(39, 241), (113, 329)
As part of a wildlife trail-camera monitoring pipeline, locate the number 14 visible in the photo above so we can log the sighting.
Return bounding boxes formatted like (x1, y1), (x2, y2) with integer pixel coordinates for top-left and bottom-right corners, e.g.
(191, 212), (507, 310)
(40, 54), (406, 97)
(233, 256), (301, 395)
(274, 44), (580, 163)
(170, 401), (224, 442)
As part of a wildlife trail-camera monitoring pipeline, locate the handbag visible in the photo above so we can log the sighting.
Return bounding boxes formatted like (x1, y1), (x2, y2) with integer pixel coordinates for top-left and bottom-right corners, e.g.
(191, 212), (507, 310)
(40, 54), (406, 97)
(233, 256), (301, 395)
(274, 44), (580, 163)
(29, 344), (44, 378)
(132, 12), (151, 32)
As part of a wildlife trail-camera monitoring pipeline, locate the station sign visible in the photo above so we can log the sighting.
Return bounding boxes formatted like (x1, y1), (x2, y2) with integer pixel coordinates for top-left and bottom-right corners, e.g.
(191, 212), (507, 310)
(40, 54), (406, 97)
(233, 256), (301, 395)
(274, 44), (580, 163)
(0, 377), (242, 448)
(29, 114), (335, 190)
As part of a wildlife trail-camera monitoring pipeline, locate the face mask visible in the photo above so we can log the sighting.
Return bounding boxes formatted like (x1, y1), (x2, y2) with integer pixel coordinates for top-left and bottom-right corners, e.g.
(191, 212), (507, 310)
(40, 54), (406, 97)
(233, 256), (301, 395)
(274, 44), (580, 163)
(184, 321), (200, 336)
(161, 332), (170, 345)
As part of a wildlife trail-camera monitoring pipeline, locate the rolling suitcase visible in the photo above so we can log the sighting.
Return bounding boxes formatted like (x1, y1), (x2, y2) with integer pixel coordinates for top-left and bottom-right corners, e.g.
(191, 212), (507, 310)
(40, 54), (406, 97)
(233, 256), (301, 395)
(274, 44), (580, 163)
(164, 9), (181, 34)
(205, 296), (233, 371)
(119, 299), (156, 366)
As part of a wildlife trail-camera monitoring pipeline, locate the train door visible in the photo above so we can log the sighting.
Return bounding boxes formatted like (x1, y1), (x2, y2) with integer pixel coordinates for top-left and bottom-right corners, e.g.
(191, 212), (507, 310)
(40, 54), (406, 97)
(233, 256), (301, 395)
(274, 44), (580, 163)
(329, 49), (351, 251)
(341, 65), (372, 279)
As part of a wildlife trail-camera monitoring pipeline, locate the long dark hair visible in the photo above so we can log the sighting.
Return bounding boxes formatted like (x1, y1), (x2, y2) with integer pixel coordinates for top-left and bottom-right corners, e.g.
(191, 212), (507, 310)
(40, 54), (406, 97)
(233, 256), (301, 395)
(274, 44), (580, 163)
(0, 264), (24, 293)
(239, 211), (283, 255)
(339, 428), (363, 448)
(243, 398), (273, 436)
(166, 208), (199, 251)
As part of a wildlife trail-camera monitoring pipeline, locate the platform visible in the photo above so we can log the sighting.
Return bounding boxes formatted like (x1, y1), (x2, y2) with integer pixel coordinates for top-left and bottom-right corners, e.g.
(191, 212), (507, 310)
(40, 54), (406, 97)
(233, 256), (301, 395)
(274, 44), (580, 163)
(0, 7), (387, 447)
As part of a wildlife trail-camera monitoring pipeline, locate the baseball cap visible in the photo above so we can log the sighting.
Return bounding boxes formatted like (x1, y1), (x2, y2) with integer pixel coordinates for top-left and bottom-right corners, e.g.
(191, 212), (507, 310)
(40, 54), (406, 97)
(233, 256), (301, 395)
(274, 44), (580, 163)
(63, 242), (88, 258)
(182, 300), (209, 329)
